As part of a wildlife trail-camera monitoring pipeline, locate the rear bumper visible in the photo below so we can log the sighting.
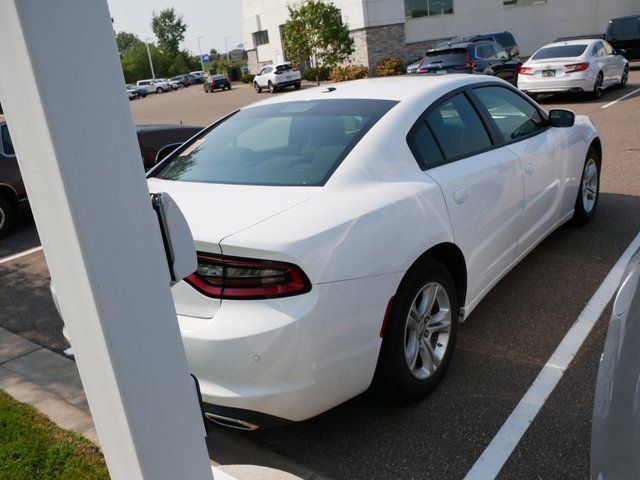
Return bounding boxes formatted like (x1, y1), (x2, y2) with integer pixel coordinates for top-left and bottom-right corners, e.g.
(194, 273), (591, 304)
(274, 79), (301, 88)
(518, 74), (596, 93)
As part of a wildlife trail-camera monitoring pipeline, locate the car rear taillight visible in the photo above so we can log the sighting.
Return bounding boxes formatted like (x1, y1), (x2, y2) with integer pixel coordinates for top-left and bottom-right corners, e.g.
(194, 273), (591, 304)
(518, 66), (534, 75)
(565, 62), (589, 73)
(185, 253), (311, 300)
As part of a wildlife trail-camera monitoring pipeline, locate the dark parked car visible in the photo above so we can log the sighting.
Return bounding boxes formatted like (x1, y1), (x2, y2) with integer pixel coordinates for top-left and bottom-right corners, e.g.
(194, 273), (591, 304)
(0, 118), (202, 238)
(126, 84), (148, 99)
(417, 41), (522, 84)
(606, 14), (640, 61)
(437, 31), (520, 58)
(171, 74), (195, 87)
(203, 74), (232, 92)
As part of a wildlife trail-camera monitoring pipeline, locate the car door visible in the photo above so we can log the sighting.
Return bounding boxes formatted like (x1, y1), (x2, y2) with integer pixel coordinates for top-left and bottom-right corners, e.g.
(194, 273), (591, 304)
(408, 91), (524, 302)
(472, 85), (569, 257)
(593, 42), (613, 85)
(603, 41), (625, 83)
(258, 66), (272, 87)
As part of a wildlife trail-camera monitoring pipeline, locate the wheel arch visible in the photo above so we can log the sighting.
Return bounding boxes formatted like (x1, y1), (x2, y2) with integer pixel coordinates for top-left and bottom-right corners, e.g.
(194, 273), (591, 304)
(589, 137), (602, 164)
(404, 242), (468, 310)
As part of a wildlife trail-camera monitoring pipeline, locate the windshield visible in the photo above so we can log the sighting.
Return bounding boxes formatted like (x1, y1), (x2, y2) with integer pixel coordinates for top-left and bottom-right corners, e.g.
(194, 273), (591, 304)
(532, 45), (587, 60)
(152, 99), (397, 186)
(423, 49), (467, 64)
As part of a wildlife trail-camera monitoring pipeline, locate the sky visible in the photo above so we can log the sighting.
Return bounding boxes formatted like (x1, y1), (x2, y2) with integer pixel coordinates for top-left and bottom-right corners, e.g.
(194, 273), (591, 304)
(107, 0), (243, 56)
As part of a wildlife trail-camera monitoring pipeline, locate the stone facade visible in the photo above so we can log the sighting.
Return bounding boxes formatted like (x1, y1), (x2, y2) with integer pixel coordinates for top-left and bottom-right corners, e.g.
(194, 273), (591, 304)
(349, 23), (439, 75)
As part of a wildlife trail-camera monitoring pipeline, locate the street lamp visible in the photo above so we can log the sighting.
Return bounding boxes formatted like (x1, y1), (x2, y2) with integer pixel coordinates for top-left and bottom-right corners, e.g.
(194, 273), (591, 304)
(144, 37), (156, 80)
(224, 36), (231, 61)
(196, 36), (205, 73)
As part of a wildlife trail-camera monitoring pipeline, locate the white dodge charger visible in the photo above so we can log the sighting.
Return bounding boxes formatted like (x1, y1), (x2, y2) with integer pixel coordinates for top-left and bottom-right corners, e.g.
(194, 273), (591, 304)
(61, 75), (602, 429)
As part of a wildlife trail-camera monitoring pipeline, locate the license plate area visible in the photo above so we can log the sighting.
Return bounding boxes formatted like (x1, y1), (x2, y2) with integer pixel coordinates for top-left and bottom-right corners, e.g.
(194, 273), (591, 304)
(542, 70), (556, 77)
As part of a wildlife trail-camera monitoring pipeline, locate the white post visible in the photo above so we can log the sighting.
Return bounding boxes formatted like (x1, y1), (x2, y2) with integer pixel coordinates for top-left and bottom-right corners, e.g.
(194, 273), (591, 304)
(224, 36), (231, 61)
(0, 1), (213, 479)
(197, 36), (206, 72)
(145, 37), (156, 80)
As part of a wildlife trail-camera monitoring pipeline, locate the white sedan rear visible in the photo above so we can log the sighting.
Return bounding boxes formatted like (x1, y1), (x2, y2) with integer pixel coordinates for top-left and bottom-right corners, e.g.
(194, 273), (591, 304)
(518, 39), (629, 99)
(60, 76), (602, 429)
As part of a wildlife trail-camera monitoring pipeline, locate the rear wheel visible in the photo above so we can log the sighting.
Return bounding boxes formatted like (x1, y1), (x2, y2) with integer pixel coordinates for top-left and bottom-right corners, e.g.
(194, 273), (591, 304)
(294, 82), (301, 90)
(373, 258), (458, 403)
(591, 72), (604, 99)
(617, 65), (629, 89)
(0, 195), (16, 240)
(572, 147), (600, 225)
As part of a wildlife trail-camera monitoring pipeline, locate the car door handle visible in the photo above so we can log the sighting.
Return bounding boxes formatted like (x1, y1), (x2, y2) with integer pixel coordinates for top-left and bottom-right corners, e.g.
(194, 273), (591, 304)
(453, 187), (468, 204)
(524, 162), (534, 175)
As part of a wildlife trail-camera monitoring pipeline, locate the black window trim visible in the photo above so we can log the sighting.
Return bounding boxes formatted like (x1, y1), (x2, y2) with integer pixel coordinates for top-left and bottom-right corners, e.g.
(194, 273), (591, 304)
(469, 82), (551, 147)
(406, 85), (502, 170)
(0, 124), (16, 158)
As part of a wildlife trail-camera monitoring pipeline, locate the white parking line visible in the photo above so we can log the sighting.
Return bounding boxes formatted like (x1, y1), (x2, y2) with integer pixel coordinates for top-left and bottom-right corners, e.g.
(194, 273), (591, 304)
(464, 231), (640, 480)
(601, 87), (640, 109)
(0, 246), (43, 266)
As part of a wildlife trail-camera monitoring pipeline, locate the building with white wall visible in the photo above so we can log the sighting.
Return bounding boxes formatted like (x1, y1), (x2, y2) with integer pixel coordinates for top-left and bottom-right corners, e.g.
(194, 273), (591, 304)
(242, 0), (639, 73)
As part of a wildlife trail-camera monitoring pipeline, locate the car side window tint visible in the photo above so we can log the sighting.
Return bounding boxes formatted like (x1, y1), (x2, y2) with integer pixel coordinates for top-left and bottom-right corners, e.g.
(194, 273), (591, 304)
(474, 86), (545, 142)
(426, 93), (492, 159)
(1, 125), (15, 156)
(409, 122), (445, 170)
(476, 45), (493, 59)
(603, 42), (614, 55)
(595, 42), (607, 57)
(493, 45), (509, 59)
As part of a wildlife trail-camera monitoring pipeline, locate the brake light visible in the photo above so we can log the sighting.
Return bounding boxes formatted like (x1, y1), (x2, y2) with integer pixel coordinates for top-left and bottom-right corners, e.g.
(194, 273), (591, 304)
(185, 253), (311, 300)
(417, 67), (430, 74)
(565, 62), (589, 73)
(518, 66), (534, 75)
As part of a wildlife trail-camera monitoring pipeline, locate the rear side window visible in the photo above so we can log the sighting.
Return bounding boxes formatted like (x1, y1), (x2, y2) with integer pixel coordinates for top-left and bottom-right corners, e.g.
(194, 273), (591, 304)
(474, 86), (546, 142)
(532, 45), (588, 59)
(425, 94), (492, 160)
(408, 123), (445, 170)
(608, 17), (640, 41)
(476, 45), (494, 59)
(153, 99), (397, 186)
(1, 125), (14, 156)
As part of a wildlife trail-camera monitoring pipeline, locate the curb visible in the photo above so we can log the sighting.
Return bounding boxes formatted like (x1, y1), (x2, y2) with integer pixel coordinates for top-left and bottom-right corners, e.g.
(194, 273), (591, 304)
(0, 327), (329, 480)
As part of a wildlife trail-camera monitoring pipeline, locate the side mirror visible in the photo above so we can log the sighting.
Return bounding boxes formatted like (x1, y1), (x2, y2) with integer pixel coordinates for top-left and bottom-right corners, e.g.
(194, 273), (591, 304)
(616, 48), (627, 57)
(549, 109), (575, 128)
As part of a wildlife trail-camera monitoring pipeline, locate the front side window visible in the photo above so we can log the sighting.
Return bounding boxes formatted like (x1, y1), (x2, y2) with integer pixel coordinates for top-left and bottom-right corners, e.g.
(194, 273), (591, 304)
(425, 94), (492, 160)
(1, 124), (14, 156)
(474, 86), (545, 142)
(404, 0), (453, 19)
(153, 99), (397, 186)
(603, 42), (614, 55)
(593, 42), (607, 57)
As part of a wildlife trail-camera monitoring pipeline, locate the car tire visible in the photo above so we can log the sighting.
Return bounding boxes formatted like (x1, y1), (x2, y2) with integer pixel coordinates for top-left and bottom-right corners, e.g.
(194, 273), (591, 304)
(572, 147), (601, 225)
(254, 82), (262, 93)
(617, 65), (629, 89)
(268, 81), (276, 93)
(0, 195), (16, 240)
(294, 82), (301, 90)
(156, 87), (163, 94)
(373, 257), (459, 403)
(591, 72), (604, 99)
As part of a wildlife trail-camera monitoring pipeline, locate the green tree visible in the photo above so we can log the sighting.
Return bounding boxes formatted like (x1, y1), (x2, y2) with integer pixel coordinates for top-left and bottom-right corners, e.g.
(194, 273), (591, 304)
(151, 8), (187, 58)
(282, 0), (355, 85)
(115, 31), (142, 57)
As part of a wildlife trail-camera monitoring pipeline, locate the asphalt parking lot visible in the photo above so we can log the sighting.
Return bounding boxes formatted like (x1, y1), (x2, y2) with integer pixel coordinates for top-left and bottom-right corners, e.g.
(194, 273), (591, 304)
(1, 72), (640, 479)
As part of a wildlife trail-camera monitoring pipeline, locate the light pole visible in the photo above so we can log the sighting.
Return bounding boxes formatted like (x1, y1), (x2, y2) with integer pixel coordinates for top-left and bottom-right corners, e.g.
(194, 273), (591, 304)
(145, 37), (156, 80)
(197, 36), (205, 72)
(224, 36), (231, 61)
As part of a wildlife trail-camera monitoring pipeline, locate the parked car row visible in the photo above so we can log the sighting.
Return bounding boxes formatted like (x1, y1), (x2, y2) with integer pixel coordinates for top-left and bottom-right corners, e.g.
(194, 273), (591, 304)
(409, 13), (638, 100)
(131, 71), (208, 99)
(0, 118), (201, 238)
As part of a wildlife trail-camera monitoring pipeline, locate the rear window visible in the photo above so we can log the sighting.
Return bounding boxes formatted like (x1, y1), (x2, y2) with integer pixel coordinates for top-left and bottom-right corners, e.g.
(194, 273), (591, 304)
(608, 17), (640, 41)
(423, 49), (468, 64)
(532, 45), (588, 60)
(153, 99), (397, 186)
(276, 64), (292, 71)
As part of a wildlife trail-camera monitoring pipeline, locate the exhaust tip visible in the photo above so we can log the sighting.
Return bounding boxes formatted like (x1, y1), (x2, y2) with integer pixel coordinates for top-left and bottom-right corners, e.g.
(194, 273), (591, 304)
(205, 412), (260, 431)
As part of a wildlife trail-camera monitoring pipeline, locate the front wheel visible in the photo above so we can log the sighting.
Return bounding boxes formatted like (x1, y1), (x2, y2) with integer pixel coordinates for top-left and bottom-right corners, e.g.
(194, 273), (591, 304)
(0, 195), (16, 240)
(572, 147), (601, 225)
(373, 258), (458, 403)
(156, 87), (163, 94)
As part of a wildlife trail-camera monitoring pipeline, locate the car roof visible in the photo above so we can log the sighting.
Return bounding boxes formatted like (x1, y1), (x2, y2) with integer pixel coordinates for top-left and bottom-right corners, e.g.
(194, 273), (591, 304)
(431, 41), (495, 51)
(610, 14), (640, 21)
(244, 75), (504, 106)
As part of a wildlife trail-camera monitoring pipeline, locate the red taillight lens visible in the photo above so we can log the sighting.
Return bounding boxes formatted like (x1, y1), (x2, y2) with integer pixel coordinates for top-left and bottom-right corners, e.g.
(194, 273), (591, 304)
(518, 66), (534, 75)
(185, 253), (311, 300)
(565, 62), (589, 73)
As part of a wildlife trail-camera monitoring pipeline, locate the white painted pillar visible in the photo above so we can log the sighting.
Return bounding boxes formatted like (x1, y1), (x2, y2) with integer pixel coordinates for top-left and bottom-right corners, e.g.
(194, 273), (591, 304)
(0, 1), (213, 479)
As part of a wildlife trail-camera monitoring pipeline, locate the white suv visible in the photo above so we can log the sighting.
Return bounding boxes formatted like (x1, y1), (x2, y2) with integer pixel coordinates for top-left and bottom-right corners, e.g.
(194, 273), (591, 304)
(253, 63), (301, 93)
(136, 79), (171, 94)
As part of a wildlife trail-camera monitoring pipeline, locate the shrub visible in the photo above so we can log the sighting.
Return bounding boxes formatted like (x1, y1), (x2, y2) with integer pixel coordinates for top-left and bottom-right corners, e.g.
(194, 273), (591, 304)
(303, 66), (331, 82)
(375, 57), (405, 77)
(241, 73), (255, 84)
(330, 65), (369, 82)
